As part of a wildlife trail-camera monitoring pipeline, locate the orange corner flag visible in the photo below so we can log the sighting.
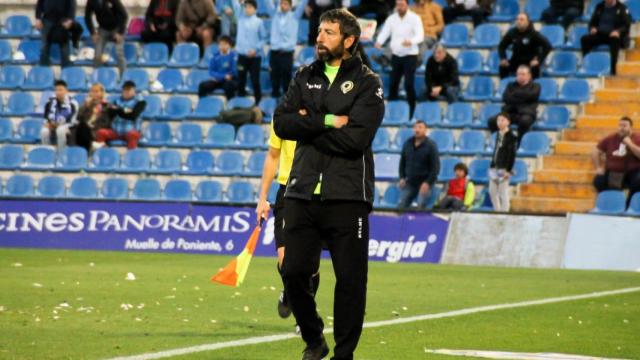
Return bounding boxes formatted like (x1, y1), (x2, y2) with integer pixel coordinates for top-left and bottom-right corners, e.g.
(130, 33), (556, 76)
(211, 220), (263, 287)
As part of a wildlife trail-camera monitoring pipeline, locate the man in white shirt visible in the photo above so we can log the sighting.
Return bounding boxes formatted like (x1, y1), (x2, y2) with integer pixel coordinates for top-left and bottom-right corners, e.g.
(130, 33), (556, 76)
(375, 0), (424, 117)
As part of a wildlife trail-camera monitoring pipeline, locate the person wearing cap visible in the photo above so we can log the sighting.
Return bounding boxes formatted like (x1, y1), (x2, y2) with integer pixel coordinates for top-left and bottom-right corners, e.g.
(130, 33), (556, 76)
(232, 0), (267, 104)
(93, 81), (146, 150)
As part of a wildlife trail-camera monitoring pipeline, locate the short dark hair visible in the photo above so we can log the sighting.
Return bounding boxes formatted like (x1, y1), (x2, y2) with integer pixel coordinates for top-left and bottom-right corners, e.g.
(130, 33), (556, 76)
(454, 162), (468, 175)
(414, 120), (427, 127)
(319, 8), (361, 52)
(244, 0), (257, 9)
(122, 80), (136, 90)
(497, 112), (511, 122)
(620, 116), (633, 127)
(54, 80), (67, 88)
(218, 35), (233, 46)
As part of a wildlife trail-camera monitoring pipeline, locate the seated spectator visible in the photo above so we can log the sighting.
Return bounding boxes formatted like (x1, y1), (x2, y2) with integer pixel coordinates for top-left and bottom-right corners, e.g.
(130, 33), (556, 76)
(443, 0), (492, 27)
(349, 0), (395, 30)
(141, 0), (180, 51)
(233, 0), (267, 105)
(425, 44), (460, 103)
(35, 0), (76, 67)
(498, 13), (551, 79)
(75, 83), (111, 152)
(85, 0), (129, 76)
(198, 35), (238, 98)
(581, 0), (631, 76)
(398, 120), (441, 209)
(436, 162), (475, 211)
(541, 0), (584, 29)
(412, 0), (444, 49)
(41, 80), (79, 150)
(176, 0), (219, 52)
(489, 65), (540, 144)
(489, 113), (517, 212)
(592, 116), (640, 207)
(94, 81), (146, 150)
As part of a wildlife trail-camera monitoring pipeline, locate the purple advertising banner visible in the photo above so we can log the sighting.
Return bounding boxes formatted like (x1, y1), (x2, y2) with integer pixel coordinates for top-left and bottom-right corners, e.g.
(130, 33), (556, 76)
(0, 200), (448, 263)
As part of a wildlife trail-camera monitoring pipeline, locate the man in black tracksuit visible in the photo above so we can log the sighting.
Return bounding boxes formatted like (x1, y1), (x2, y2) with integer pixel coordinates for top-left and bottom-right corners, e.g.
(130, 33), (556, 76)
(273, 9), (384, 360)
(541, 0), (584, 29)
(498, 12), (551, 79)
(35, 0), (76, 67)
(85, 0), (129, 76)
(581, 0), (631, 76)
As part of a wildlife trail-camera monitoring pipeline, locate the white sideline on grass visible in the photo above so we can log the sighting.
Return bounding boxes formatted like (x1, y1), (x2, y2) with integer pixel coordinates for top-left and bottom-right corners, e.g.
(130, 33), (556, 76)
(105, 286), (640, 360)
(425, 349), (630, 360)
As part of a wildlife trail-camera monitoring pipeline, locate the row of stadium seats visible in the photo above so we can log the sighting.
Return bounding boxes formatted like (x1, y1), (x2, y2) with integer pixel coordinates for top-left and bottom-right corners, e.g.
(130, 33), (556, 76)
(591, 191), (640, 216)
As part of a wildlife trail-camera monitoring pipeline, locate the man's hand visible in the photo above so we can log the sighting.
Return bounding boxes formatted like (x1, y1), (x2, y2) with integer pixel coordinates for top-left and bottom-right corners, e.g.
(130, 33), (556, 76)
(398, 178), (407, 189)
(298, 109), (308, 116)
(500, 59), (509, 67)
(225, 74), (233, 81)
(419, 182), (430, 195)
(622, 136), (633, 146)
(62, 19), (73, 29)
(431, 86), (442, 96)
(374, 42), (382, 49)
(590, 27), (597, 35)
(150, 23), (156, 32)
(401, 39), (412, 47)
(610, 30), (620, 38)
(530, 58), (539, 67)
(503, 172), (511, 180)
(255, 199), (270, 225)
(333, 115), (349, 129)
(35, 20), (43, 30)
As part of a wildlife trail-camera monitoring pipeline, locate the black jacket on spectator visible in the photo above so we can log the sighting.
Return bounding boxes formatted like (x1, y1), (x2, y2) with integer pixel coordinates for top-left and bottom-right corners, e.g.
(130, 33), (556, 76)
(446, 0), (493, 13)
(589, 0), (632, 48)
(399, 136), (440, 187)
(85, 0), (129, 34)
(145, 0), (180, 29)
(36, 0), (76, 23)
(498, 23), (552, 64)
(425, 53), (460, 92)
(502, 81), (540, 117)
(550, 0), (584, 11)
(490, 130), (517, 172)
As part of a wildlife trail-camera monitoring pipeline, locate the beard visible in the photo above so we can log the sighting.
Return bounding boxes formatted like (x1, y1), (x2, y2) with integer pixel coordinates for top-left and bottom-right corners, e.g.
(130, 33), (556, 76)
(316, 43), (345, 62)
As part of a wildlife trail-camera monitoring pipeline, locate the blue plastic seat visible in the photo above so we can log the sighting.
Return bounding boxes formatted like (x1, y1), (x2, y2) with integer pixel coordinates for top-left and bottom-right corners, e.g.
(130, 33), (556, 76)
(545, 52), (578, 76)
(463, 77), (494, 101)
(393, 128), (414, 151)
(295, 46), (316, 67)
(509, 159), (528, 184)
(583, 0), (599, 21)
(68, 177), (98, 198)
(74, 16), (91, 39)
(590, 190), (626, 215)
(483, 50), (501, 75)
(92, 68), (119, 92)
(228, 96), (256, 109)
(628, 0), (640, 21)
(536, 77), (559, 102)
(15, 40), (40, 64)
(468, 158), (491, 184)
(158, 96), (191, 120)
(364, 46), (388, 73)
(226, 181), (255, 203)
(23, 146), (56, 170)
(173, 123), (202, 147)
(489, 0), (520, 22)
(164, 179), (192, 201)
(56, 146), (88, 171)
(23, 66), (54, 91)
(0, 144), (24, 169)
(212, 150), (244, 175)
(244, 151), (267, 176)
(430, 129), (455, 153)
(374, 153), (401, 180)
(267, 182), (279, 203)
(180, 70), (210, 93)
(142, 95), (162, 120)
(473, 188), (494, 211)
(5, 93), (36, 116)
(469, 24), (501, 48)
(524, 0), (549, 21)
(438, 157), (462, 182)
(443, 103), (473, 128)
(132, 178), (161, 200)
(457, 50), (484, 75)
(298, 19), (309, 44)
(372, 128), (391, 153)
(13, 118), (41, 143)
(119, 149), (151, 173)
(139, 42), (169, 67)
(536, 105), (570, 131)
(259, 98), (277, 122)
(205, 123), (235, 148)
(626, 193), (640, 216)
(182, 150), (215, 175)
(475, 103), (502, 129)
(0, 40), (12, 63)
(440, 24), (468, 47)
(190, 96), (224, 119)
(577, 52), (611, 77)
(259, 71), (272, 94)
(198, 44), (219, 68)
(380, 185), (401, 208)
(195, 180), (223, 202)
(517, 132), (550, 156)
(37, 175), (65, 198)
(101, 178), (129, 199)
(168, 43), (200, 67)
(234, 124), (265, 149)
(5, 174), (34, 197)
(558, 78), (590, 103)
(142, 122), (172, 146)
(493, 77), (514, 101)
(539, 25), (564, 48)
(120, 69), (149, 91)
(384, 100), (410, 125)
(153, 149), (182, 174)
(564, 26), (588, 50)
(0, 65), (26, 89)
(156, 68), (183, 93)
(453, 130), (485, 156)
(0, 118), (12, 141)
(413, 102), (441, 126)
(61, 67), (88, 91)
(89, 147), (120, 172)
(2, 15), (32, 37)
(108, 42), (138, 65)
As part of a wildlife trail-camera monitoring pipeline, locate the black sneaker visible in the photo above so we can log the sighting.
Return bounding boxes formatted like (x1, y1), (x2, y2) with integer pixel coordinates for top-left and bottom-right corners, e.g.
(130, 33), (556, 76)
(277, 290), (292, 318)
(301, 336), (329, 360)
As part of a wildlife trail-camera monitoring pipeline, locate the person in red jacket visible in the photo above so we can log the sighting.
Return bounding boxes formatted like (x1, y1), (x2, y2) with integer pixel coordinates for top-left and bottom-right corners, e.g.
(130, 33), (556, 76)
(437, 162), (475, 211)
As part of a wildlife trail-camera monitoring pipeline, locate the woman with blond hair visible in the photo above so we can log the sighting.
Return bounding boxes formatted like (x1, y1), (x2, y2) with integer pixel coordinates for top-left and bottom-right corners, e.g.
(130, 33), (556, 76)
(75, 83), (111, 152)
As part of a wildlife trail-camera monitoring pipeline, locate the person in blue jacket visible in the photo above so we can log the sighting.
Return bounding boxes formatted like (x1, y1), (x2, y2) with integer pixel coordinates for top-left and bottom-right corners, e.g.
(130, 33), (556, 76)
(232, 0), (268, 104)
(198, 35), (238, 99)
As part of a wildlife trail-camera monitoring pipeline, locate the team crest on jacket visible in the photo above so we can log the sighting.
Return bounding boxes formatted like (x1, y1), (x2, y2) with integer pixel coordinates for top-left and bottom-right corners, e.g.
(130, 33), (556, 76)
(340, 81), (354, 94)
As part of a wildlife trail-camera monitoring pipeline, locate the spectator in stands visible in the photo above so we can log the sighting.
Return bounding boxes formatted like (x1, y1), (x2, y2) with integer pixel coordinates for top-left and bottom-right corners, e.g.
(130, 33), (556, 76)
(306, 0), (350, 45)
(541, 0), (584, 29)
(218, 0), (237, 38)
(75, 83), (111, 152)
(592, 116), (640, 206)
(489, 113), (517, 212)
(411, 0), (444, 49)
(85, 0), (129, 76)
(232, 0), (267, 104)
(94, 81), (146, 150)
(443, 0), (492, 27)
(581, 0), (631, 76)
(267, 0), (309, 98)
(142, 0), (180, 51)
(41, 80), (79, 150)
(176, 0), (218, 52)
(498, 13), (551, 79)
(398, 120), (440, 209)
(198, 35), (238, 98)
(35, 0), (76, 67)
(349, 0), (395, 29)
(424, 44), (460, 103)
(436, 162), (475, 211)
(489, 65), (540, 144)
(375, 0), (424, 117)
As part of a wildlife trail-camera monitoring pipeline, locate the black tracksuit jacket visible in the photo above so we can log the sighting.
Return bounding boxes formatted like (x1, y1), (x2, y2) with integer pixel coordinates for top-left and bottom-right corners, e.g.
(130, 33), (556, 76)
(589, 1), (632, 48)
(498, 24), (552, 64)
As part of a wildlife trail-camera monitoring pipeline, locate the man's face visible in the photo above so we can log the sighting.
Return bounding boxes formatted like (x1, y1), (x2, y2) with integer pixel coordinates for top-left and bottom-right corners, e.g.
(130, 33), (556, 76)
(618, 120), (632, 137)
(316, 21), (348, 62)
(497, 115), (510, 131)
(434, 47), (446, 62)
(219, 40), (231, 53)
(55, 85), (67, 101)
(605, 0), (616, 6)
(516, 68), (531, 85)
(280, 0), (291, 12)
(515, 13), (529, 31)
(396, 0), (408, 15)
(122, 87), (135, 100)
(244, 3), (256, 17)
(413, 122), (427, 138)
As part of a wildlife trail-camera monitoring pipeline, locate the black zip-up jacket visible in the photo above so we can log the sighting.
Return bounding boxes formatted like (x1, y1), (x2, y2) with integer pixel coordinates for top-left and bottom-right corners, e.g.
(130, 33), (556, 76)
(425, 53), (460, 91)
(85, 0), (129, 34)
(589, 1), (631, 48)
(145, 0), (180, 29)
(490, 130), (517, 172)
(36, 0), (76, 23)
(502, 80), (540, 117)
(273, 55), (385, 208)
(498, 24), (552, 64)
(550, 0), (584, 12)
(399, 136), (440, 187)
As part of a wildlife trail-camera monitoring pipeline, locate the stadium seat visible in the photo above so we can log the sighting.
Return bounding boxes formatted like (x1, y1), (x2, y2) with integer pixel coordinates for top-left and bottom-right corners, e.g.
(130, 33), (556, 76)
(0, 39), (12, 63)
(139, 42), (169, 67)
(473, 188), (494, 211)
(564, 25), (588, 50)
(89, 147), (121, 172)
(190, 96), (224, 119)
(228, 96), (256, 109)
(374, 154), (400, 180)
(413, 101), (441, 126)
(164, 179), (192, 201)
(443, 103), (473, 128)
(204, 123), (236, 148)
(244, 151), (267, 176)
(438, 157), (462, 182)
(14, 40), (40, 64)
(0, 118), (12, 141)
(539, 25), (564, 48)
(457, 50), (484, 75)
(198, 44), (219, 68)
(74, 16), (90, 39)
(536, 77), (559, 102)
(126, 17), (145, 40)
(524, 0), (549, 21)
(509, 159), (528, 184)
(259, 71), (272, 94)
(452, 130), (486, 156)
(142, 122), (172, 146)
(363, 46), (388, 73)
(173, 123), (203, 147)
(468, 158), (491, 184)
(132, 178), (161, 200)
(4, 174), (34, 197)
(430, 129), (455, 153)
(475, 103), (502, 129)
(101, 177), (129, 199)
(483, 50), (501, 75)
(182, 150), (215, 175)
(119, 149), (151, 173)
(56, 146), (88, 172)
(180, 70), (210, 94)
(142, 95), (162, 120)
(590, 190), (626, 215)
(626, 193), (640, 216)
(417, 50), (433, 74)
(517, 132), (550, 156)
(0, 144), (24, 169)
(120, 69), (149, 91)
(557, 78), (590, 103)
(68, 177), (98, 198)
(393, 128), (414, 152)
(13, 118), (41, 143)
(61, 67), (88, 91)
(23, 146), (56, 170)
(259, 98), (277, 122)
(158, 96), (192, 121)
(469, 24), (501, 48)
(582, 0), (599, 21)
(37, 175), (65, 198)
(492, 77), (513, 101)
(108, 42), (138, 65)
(212, 150), (244, 176)
(0, 65), (25, 89)
(545, 52), (578, 77)
(267, 182), (279, 204)
(92, 68), (119, 92)
(489, 0), (520, 21)
(22, 66), (53, 91)
(1, 15), (32, 38)
(628, 0), (640, 21)
(535, 105), (570, 131)
(155, 68), (183, 93)
(380, 185), (401, 208)
(440, 24), (468, 48)
(226, 181), (255, 203)
(295, 46), (316, 67)
(425, 186), (442, 210)
(195, 180), (223, 202)
(463, 77), (494, 101)
(384, 100), (410, 125)
(577, 52), (611, 77)
(168, 43), (200, 67)
(298, 19), (309, 44)
(152, 149), (182, 174)
(372, 128), (391, 153)
(234, 124), (265, 149)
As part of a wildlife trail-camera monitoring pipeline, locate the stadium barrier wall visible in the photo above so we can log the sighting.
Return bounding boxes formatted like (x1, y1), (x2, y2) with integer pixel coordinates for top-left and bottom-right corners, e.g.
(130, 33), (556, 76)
(0, 199), (449, 264)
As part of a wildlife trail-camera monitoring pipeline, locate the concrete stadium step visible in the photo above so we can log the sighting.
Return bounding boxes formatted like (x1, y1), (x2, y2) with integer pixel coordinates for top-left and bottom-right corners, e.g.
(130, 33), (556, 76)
(583, 102), (640, 116)
(575, 116), (621, 129)
(625, 49), (640, 62)
(562, 128), (612, 142)
(554, 141), (595, 155)
(542, 155), (594, 170)
(519, 183), (596, 199)
(604, 76), (640, 89)
(533, 169), (595, 184)
(511, 196), (595, 214)
(618, 62), (640, 76)
(595, 88), (640, 102)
